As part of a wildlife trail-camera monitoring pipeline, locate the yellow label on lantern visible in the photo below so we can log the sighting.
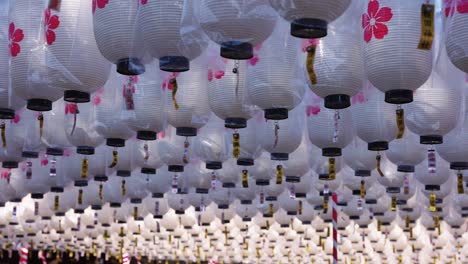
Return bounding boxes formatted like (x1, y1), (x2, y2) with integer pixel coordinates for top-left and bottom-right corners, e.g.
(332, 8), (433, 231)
(429, 193), (437, 212)
(360, 180), (366, 198)
(54, 195), (59, 211)
(242, 169), (248, 188)
(458, 173), (464, 194)
(298, 200), (303, 215)
(376, 154), (384, 177)
(108, 150), (118, 168)
(323, 197), (328, 214)
(268, 204), (274, 216)
(232, 133), (240, 158)
(405, 216), (410, 229)
(306, 46), (318, 85)
(328, 158), (336, 180)
(276, 165), (283, 184)
(1, 122), (5, 148)
(121, 180), (126, 196)
(418, 4), (435, 50)
(377, 220), (382, 232)
(133, 207), (138, 219)
(78, 189), (83, 205)
(81, 158), (88, 179)
(396, 108), (405, 139)
(170, 78), (179, 110)
(391, 197), (397, 212)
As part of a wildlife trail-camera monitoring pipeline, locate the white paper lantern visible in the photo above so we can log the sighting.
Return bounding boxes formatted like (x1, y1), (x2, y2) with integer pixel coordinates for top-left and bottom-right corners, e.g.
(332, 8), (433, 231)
(192, 116), (229, 169)
(157, 127), (192, 171)
(42, 100), (72, 156)
(138, 0), (207, 72)
(436, 118), (468, 170)
(282, 139), (309, 180)
(269, 0), (350, 38)
(93, 0), (148, 75)
(47, 1), (111, 103)
(363, 0), (433, 104)
(415, 154), (451, 191)
(445, 1), (468, 73)
(102, 175), (127, 208)
(199, 0), (277, 60)
(386, 130), (426, 172)
(247, 22), (305, 120)
(343, 137), (377, 176)
(10, 0), (63, 111)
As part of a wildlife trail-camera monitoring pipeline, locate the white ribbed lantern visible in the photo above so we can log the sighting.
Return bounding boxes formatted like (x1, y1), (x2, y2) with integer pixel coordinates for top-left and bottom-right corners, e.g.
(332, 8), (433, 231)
(192, 116), (229, 169)
(102, 175), (127, 208)
(10, 0), (63, 111)
(165, 56), (210, 137)
(157, 127), (192, 171)
(93, 0), (148, 75)
(363, 0), (433, 104)
(247, 23), (305, 120)
(134, 140), (164, 174)
(343, 137), (377, 176)
(42, 100), (72, 155)
(208, 57), (257, 128)
(282, 139), (309, 179)
(414, 154), (451, 190)
(406, 66), (461, 145)
(307, 102), (354, 157)
(106, 139), (138, 177)
(269, 0), (350, 38)
(436, 118), (468, 170)
(138, 0), (207, 72)
(199, 0), (277, 60)
(352, 84), (397, 151)
(123, 62), (165, 141)
(386, 130), (425, 172)
(47, 1), (111, 103)
(445, 1), (468, 73)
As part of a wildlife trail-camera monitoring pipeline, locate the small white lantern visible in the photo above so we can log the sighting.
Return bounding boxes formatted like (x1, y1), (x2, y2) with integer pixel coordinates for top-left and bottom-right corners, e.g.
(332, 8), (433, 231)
(445, 0), (468, 73)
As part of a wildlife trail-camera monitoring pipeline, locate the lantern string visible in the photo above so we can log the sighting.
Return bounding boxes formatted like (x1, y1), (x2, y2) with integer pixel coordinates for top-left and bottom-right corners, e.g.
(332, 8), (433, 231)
(0, 121), (5, 148)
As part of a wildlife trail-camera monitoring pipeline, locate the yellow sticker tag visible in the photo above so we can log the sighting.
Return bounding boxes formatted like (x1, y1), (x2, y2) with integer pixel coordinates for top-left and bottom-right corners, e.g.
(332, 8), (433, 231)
(418, 4), (435, 50)
(306, 46), (318, 85)
(429, 193), (437, 212)
(81, 158), (88, 179)
(242, 170), (248, 188)
(328, 158), (336, 180)
(396, 108), (405, 139)
(458, 173), (464, 194)
(232, 133), (240, 158)
(276, 165), (283, 184)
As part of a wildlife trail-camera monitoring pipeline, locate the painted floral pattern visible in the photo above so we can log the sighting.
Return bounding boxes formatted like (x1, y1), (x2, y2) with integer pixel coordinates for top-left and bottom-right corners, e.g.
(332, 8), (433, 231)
(362, 0), (393, 43)
(306, 105), (321, 117)
(445, 0), (468, 16)
(93, 0), (109, 14)
(65, 103), (79, 115)
(8, 22), (24, 57)
(162, 73), (180, 90)
(44, 8), (60, 45)
(208, 69), (225, 81)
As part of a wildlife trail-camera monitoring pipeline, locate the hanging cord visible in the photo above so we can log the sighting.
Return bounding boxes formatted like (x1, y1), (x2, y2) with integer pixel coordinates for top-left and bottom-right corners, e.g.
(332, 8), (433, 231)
(38, 113), (44, 138)
(273, 121), (279, 148)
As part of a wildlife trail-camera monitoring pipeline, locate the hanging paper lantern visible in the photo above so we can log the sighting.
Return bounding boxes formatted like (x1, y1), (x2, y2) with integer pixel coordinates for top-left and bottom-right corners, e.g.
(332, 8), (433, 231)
(93, 0), (148, 75)
(192, 116), (229, 170)
(343, 137), (377, 176)
(146, 168), (172, 199)
(269, 0), (350, 38)
(42, 100), (72, 158)
(309, 144), (343, 179)
(102, 175), (127, 208)
(352, 83), (397, 151)
(199, 0), (277, 60)
(363, 0), (434, 104)
(138, 0), (207, 72)
(282, 139), (309, 185)
(445, 0), (468, 73)
(386, 130), (425, 172)
(122, 62), (166, 141)
(165, 56), (210, 137)
(415, 156), (451, 194)
(247, 22), (305, 120)
(158, 127), (192, 173)
(47, 1), (111, 103)
(437, 118), (468, 171)
(106, 139), (138, 177)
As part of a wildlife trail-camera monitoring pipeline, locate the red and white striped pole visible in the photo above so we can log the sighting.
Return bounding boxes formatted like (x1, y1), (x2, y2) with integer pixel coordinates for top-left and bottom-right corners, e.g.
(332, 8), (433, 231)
(332, 192), (338, 264)
(19, 247), (28, 264)
(122, 253), (130, 264)
(38, 250), (47, 264)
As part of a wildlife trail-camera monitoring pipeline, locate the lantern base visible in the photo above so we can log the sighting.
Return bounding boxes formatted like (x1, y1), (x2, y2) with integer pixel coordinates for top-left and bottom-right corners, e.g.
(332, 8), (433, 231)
(318, 173), (331, 180)
(322, 147), (341, 157)
(106, 138), (125, 147)
(152, 193), (164, 198)
(397, 199), (407, 205)
(337, 202), (347, 207)
(141, 167), (156, 174)
(31, 193), (43, 199)
(324, 94), (350, 109)
(27, 98), (52, 112)
(64, 90), (90, 103)
(218, 204), (229, 209)
(159, 56), (190, 72)
(220, 41), (253, 60)
(349, 216), (360, 220)
(266, 196), (277, 202)
(222, 182), (235, 188)
(285, 176), (300, 183)
(225, 117), (247, 129)
(116, 57), (145, 76)
(153, 215), (163, 219)
(420, 135), (443, 145)
(352, 190), (361, 196)
(109, 203), (121, 208)
(196, 188), (209, 194)
(206, 161), (222, 170)
(270, 152), (289, 161)
(130, 198), (142, 204)
(237, 158), (254, 166)
(256, 179), (270, 186)
(116, 170), (131, 177)
(168, 165), (184, 172)
(397, 165), (415, 172)
(2, 161), (18, 169)
(74, 209), (85, 214)
(74, 180), (88, 187)
(22, 151), (39, 158)
(241, 200), (252, 205)
(77, 146), (95, 155)
(450, 162), (468, 170)
(242, 217), (252, 222)
(290, 18), (328, 39)
(264, 108), (288, 120)
(176, 127), (197, 137)
(365, 199), (377, 204)
(137, 130), (157, 141)
(386, 187), (400, 194)
(355, 170), (371, 177)
(50, 187), (64, 193)
(0, 108), (15, 119)
(384, 89), (413, 104)
(46, 148), (63, 156)
(425, 185), (440, 191)
(368, 141), (388, 151)
(94, 175), (108, 182)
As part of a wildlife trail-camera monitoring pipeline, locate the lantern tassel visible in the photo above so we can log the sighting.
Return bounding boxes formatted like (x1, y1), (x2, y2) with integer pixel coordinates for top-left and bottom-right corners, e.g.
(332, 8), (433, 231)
(170, 77), (179, 110)
(298, 200), (302, 215)
(306, 45), (318, 85)
(54, 195), (59, 211)
(429, 193), (437, 212)
(360, 180), (366, 199)
(121, 180), (126, 196)
(457, 172), (464, 194)
(376, 154), (384, 177)
(328, 158), (336, 180)
(417, 3), (435, 50)
(232, 132), (240, 158)
(108, 150), (118, 168)
(78, 189), (83, 205)
(81, 158), (88, 179)
(396, 108), (405, 139)
(38, 113), (44, 138)
(276, 165), (283, 184)
(1, 121), (5, 148)
(242, 169), (248, 188)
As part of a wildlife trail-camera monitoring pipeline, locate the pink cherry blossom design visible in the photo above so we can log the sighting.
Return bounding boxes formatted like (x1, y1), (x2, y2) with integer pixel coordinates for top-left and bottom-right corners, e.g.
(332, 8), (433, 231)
(351, 92), (368, 105)
(445, 0), (468, 16)
(8, 22), (24, 57)
(63, 149), (72, 157)
(1, 170), (10, 179)
(306, 105), (321, 117)
(92, 95), (102, 106)
(65, 103), (78, 115)
(208, 69), (225, 81)
(92, 0), (109, 14)
(44, 8), (60, 45)
(162, 73), (180, 90)
(41, 158), (49, 166)
(248, 44), (262, 66)
(301, 39), (320, 53)
(10, 113), (20, 124)
(157, 131), (165, 139)
(362, 0), (393, 43)
(141, 0), (148, 4)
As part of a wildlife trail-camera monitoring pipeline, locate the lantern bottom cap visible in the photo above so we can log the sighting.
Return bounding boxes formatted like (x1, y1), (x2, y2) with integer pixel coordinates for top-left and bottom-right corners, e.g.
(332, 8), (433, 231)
(117, 170), (131, 177)
(224, 117), (247, 129)
(168, 165), (184, 172)
(176, 127), (197, 137)
(386, 187), (400, 194)
(74, 209), (85, 214)
(285, 176), (300, 183)
(46, 147), (64, 156)
(159, 56), (189, 72)
(450, 162), (468, 170)
(237, 158), (254, 166)
(91, 205), (102, 210)
(50, 187), (64, 193)
(106, 138), (125, 147)
(2, 161), (18, 169)
(109, 202), (121, 208)
(206, 161), (222, 170)
(74, 180), (88, 187)
(31, 193), (44, 199)
(220, 41), (253, 60)
(94, 175), (108, 182)
(355, 170), (371, 177)
(137, 130), (157, 141)
(322, 147), (341, 157)
(22, 151), (39, 158)
(425, 184), (440, 191)
(368, 141), (388, 151)
(397, 165), (415, 172)
(384, 89), (413, 104)
(264, 108), (288, 120)
(290, 18), (328, 39)
(116, 57), (145, 76)
(324, 94), (350, 109)
(256, 179), (270, 186)
(222, 182), (236, 188)
(0, 108), (15, 119)
(77, 146), (95, 155)
(271, 152), (289, 161)
(420, 135), (443, 145)
(27, 98), (52, 112)
(141, 167), (156, 174)
(64, 90), (90, 103)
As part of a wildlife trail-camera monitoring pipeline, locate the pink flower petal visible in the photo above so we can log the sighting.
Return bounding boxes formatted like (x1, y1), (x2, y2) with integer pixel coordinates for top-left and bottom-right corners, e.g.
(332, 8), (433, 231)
(368, 0), (379, 18)
(375, 7), (393, 23)
(372, 22), (389, 40)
